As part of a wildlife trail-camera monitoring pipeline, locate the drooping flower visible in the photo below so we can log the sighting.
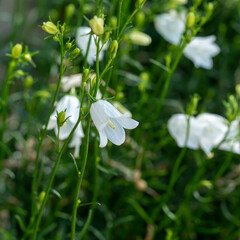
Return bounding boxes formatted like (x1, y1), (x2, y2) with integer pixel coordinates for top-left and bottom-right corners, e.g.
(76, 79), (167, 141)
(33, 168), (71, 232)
(219, 119), (240, 155)
(75, 27), (107, 65)
(196, 113), (228, 154)
(183, 35), (220, 69)
(167, 113), (201, 149)
(154, 10), (185, 45)
(47, 95), (84, 156)
(90, 100), (139, 147)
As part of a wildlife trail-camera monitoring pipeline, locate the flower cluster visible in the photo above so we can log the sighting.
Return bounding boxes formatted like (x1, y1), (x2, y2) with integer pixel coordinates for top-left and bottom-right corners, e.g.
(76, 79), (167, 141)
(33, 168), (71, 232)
(154, 10), (220, 69)
(168, 113), (240, 155)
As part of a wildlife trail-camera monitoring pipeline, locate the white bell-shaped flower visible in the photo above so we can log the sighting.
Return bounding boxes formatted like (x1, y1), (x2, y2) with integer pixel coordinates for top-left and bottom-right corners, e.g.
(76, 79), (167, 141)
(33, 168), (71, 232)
(219, 120), (240, 154)
(47, 95), (84, 155)
(167, 113), (201, 149)
(196, 113), (228, 154)
(90, 100), (139, 147)
(154, 10), (185, 45)
(183, 35), (220, 69)
(75, 27), (107, 65)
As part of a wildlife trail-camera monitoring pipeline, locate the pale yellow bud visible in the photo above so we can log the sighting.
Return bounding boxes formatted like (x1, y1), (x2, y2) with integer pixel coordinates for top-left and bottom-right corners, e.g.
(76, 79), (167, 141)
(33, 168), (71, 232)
(129, 31), (152, 46)
(24, 53), (32, 62)
(12, 44), (22, 58)
(108, 40), (118, 59)
(89, 16), (104, 35)
(186, 12), (195, 28)
(42, 21), (58, 35)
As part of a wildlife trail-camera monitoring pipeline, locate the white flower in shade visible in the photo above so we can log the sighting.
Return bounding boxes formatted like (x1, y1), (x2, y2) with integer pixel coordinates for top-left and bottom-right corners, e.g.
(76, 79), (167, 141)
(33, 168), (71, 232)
(167, 113), (201, 149)
(61, 73), (102, 99)
(183, 35), (220, 69)
(90, 100), (139, 147)
(154, 10), (185, 45)
(47, 95), (84, 156)
(76, 27), (107, 65)
(196, 113), (228, 154)
(219, 120), (240, 155)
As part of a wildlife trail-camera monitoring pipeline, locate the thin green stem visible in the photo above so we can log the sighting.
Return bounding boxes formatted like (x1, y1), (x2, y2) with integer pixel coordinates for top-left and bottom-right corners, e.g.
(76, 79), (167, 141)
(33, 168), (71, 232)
(0, 60), (16, 164)
(71, 35), (101, 240)
(31, 34), (65, 221)
(83, 34), (92, 68)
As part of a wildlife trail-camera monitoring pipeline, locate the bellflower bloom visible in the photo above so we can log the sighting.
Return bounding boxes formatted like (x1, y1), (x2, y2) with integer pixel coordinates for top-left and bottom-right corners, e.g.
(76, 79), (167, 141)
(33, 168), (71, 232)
(183, 35), (220, 69)
(196, 113), (228, 154)
(76, 27), (107, 65)
(90, 100), (139, 147)
(219, 120), (240, 155)
(154, 10), (185, 45)
(167, 113), (201, 149)
(47, 95), (84, 156)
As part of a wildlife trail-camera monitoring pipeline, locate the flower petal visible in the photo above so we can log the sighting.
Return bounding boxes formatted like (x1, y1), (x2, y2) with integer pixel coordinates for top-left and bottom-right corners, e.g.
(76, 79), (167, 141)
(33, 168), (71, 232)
(99, 130), (108, 148)
(47, 115), (57, 130)
(104, 119), (125, 146)
(116, 116), (139, 129)
(100, 100), (123, 118)
(55, 120), (74, 140)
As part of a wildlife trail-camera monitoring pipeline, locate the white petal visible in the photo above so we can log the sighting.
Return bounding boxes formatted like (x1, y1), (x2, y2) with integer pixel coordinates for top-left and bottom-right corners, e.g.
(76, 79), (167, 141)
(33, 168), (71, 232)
(47, 115), (57, 130)
(69, 132), (82, 158)
(55, 120), (74, 140)
(90, 101), (108, 131)
(154, 11), (185, 45)
(116, 116), (139, 129)
(100, 100), (123, 118)
(99, 130), (108, 148)
(61, 74), (82, 92)
(104, 119), (125, 146)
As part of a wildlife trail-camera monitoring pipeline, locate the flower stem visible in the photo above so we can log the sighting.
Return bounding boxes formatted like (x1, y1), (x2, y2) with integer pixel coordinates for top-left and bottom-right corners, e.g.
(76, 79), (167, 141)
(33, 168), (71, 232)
(0, 60), (16, 165)
(30, 33), (65, 222)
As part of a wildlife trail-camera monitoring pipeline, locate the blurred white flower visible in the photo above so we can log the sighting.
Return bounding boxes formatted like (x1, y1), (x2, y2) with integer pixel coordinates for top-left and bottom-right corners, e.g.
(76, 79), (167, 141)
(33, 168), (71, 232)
(129, 31), (152, 46)
(167, 113), (201, 149)
(76, 27), (107, 65)
(154, 10), (185, 45)
(183, 35), (220, 69)
(219, 120), (240, 154)
(90, 100), (139, 147)
(47, 95), (84, 156)
(196, 113), (228, 154)
(61, 73), (102, 99)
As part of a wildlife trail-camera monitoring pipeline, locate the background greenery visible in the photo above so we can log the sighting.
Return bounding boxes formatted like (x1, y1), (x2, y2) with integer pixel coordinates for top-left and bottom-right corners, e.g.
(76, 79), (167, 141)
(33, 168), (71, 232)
(1, 0), (240, 239)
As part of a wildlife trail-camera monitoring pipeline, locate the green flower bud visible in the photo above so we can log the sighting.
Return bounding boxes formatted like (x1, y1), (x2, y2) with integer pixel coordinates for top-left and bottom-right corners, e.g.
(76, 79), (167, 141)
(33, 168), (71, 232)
(83, 68), (90, 82)
(69, 48), (81, 59)
(89, 16), (104, 35)
(103, 31), (110, 45)
(186, 94), (200, 116)
(236, 84), (240, 97)
(57, 110), (67, 127)
(24, 53), (32, 62)
(65, 42), (72, 50)
(24, 76), (34, 89)
(108, 40), (118, 59)
(65, 3), (75, 20)
(42, 21), (58, 35)
(110, 16), (117, 28)
(206, 3), (214, 13)
(186, 12), (195, 28)
(12, 44), (22, 58)
(135, 11), (145, 29)
(129, 31), (152, 46)
(16, 70), (25, 77)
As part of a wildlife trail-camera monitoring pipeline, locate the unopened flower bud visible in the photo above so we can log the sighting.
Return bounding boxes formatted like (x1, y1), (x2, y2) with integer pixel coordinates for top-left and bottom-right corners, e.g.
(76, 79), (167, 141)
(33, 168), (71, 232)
(37, 191), (46, 209)
(24, 76), (34, 89)
(89, 16), (104, 35)
(69, 47), (81, 59)
(16, 70), (25, 77)
(42, 21), (58, 35)
(65, 3), (75, 20)
(236, 84), (240, 96)
(65, 42), (72, 50)
(206, 2), (214, 13)
(12, 44), (22, 58)
(129, 31), (152, 46)
(24, 53), (32, 62)
(186, 12), (195, 28)
(83, 68), (90, 82)
(109, 40), (118, 59)
(135, 0), (145, 10)
(57, 110), (67, 127)
(135, 179), (147, 191)
(103, 31), (110, 45)
(110, 16), (117, 28)
(186, 93), (200, 116)
(135, 11), (145, 29)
